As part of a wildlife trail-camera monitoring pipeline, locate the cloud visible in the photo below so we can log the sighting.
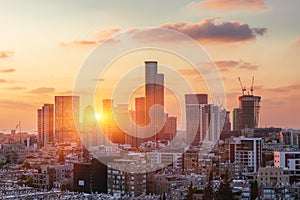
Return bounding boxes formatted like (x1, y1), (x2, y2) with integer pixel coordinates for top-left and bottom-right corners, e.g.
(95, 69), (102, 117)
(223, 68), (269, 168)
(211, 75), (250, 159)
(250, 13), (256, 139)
(60, 40), (97, 47)
(5, 86), (26, 90)
(264, 82), (300, 93)
(30, 87), (55, 94)
(0, 79), (15, 83)
(0, 68), (15, 73)
(92, 28), (120, 41)
(57, 90), (73, 95)
(215, 60), (259, 71)
(60, 28), (120, 47)
(0, 50), (14, 59)
(0, 99), (34, 109)
(0, 79), (8, 83)
(132, 18), (267, 44)
(188, 0), (266, 11)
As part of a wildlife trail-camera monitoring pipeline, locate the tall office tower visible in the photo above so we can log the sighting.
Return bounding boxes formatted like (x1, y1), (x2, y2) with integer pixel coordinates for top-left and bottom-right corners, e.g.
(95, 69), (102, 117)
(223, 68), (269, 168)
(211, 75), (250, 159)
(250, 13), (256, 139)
(82, 105), (99, 147)
(222, 111), (231, 132)
(236, 95), (261, 130)
(229, 137), (262, 175)
(55, 96), (80, 144)
(101, 99), (125, 144)
(145, 61), (164, 138)
(162, 116), (177, 141)
(102, 99), (114, 142)
(135, 97), (145, 126)
(37, 104), (54, 147)
(112, 104), (128, 144)
(37, 109), (43, 147)
(233, 108), (242, 131)
(185, 94), (208, 146)
(132, 97), (146, 147)
(206, 104), (224, 143)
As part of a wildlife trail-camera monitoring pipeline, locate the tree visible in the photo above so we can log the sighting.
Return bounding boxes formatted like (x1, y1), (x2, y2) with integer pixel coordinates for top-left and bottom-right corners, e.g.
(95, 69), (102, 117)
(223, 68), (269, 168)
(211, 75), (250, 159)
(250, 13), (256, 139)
(250, 180), (259, 200)
(186, 182), (194, 200)
(216, 170), (233, 200)
(160, 192), (166, 200)
(203, 170), (214, 200)
(22, 161), (31, 169)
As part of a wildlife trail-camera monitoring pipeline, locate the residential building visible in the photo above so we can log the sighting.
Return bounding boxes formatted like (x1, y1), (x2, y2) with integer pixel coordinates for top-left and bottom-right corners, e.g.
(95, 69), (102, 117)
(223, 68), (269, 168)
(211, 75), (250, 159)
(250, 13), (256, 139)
(229, 137), (262, 175)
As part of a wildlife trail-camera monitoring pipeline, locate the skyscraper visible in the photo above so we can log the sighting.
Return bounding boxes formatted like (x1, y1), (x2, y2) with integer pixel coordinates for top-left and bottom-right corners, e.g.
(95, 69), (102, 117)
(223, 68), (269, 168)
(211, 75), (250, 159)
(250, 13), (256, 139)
(135, 97), (145, 126)
(55, 96), (80, 144)
(185, 94), (208, 146)
(37, 103), (54, 147)
(233, 95), (261, 131)
(82, 105), (99, 147)
(162, 116), (177, 141)
(233, 108), (242, 131)
(145, 61), (165, 140)
(145, 61), (164, 137)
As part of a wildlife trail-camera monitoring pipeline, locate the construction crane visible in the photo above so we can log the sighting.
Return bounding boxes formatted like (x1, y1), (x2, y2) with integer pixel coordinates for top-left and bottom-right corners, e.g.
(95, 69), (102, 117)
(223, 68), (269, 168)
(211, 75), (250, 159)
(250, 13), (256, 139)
(250, 76), (254, 95)
(238, 77), (247, 96)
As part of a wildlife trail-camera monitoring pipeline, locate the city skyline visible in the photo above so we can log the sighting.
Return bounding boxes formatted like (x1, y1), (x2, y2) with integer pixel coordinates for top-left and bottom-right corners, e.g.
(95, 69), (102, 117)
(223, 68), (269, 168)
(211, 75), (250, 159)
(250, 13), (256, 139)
(1, 0), (300, 132)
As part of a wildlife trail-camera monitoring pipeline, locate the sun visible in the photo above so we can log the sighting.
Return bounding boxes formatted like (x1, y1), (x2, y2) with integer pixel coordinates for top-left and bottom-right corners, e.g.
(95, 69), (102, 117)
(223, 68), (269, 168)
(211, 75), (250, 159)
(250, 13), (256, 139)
(95, 113), (103, 120)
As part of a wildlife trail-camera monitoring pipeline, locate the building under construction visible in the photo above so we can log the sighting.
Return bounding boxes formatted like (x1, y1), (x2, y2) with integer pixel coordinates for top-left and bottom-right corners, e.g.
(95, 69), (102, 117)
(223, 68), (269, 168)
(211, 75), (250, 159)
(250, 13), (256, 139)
(233, 77), (261, 131)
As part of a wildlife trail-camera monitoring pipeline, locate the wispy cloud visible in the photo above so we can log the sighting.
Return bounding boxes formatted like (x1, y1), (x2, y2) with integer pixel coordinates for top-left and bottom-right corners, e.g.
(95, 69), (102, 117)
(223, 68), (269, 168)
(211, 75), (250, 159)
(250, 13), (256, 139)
(264, 82), (300, 93)
(132, 18), (267, 44)
(0, 50), (14, 59)
(0, 68), (15, 73)
(0, 79), (8, 83)
(0, 79), (15, 83)
(188, 0), (267, 12)
(56, 90), (73, 95)
(60, 40), (97, 47)
(30, 87), (55, 94)
(60, 28), (120, 47)
(0, 99), (34, 109)
(5, 86), (26, 90)
(92, 28), (120, 41)
(215, 60), (259, 71)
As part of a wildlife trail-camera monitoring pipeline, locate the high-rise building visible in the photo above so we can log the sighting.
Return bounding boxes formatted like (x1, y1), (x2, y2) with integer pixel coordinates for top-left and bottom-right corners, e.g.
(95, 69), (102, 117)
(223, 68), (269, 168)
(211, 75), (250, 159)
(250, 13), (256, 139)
(145, 61), (164, 138)
(101, 99), (127, 144)
(37, 104), (54, 147)
(55, 96), (80, 144)
(233, 108), (242, 131)
(82, 105), (100, 147)
(135, 97), (145, 126)
(229, 137), (262, 175)
(37, 109), (43, 146)
(162, 116), (177, 141)
(185, 94), (208, 146)
(234, 95), (261, 131)
(222, 111), (231, 131)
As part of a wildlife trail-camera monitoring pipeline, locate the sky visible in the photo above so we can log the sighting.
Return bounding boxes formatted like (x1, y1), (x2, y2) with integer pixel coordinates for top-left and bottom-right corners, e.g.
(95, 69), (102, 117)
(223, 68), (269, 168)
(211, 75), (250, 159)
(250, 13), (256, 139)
(0, 0), (300, 132)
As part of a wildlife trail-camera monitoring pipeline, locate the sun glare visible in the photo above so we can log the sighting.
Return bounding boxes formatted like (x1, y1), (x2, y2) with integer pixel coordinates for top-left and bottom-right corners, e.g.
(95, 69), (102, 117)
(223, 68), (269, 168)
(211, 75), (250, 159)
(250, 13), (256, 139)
(95, 113), (103, 120)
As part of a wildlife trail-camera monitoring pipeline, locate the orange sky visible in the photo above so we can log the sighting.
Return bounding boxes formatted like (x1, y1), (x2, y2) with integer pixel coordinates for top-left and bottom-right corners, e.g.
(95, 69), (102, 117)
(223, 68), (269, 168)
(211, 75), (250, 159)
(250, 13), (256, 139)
(0, 0), (300, 132)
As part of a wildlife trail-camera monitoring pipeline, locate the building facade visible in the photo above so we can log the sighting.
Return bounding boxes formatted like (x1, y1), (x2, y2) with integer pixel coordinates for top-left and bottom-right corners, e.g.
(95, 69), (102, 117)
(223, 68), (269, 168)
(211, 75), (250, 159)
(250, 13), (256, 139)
(229, 137), (262, 175)
(55, 96), (80, 144)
